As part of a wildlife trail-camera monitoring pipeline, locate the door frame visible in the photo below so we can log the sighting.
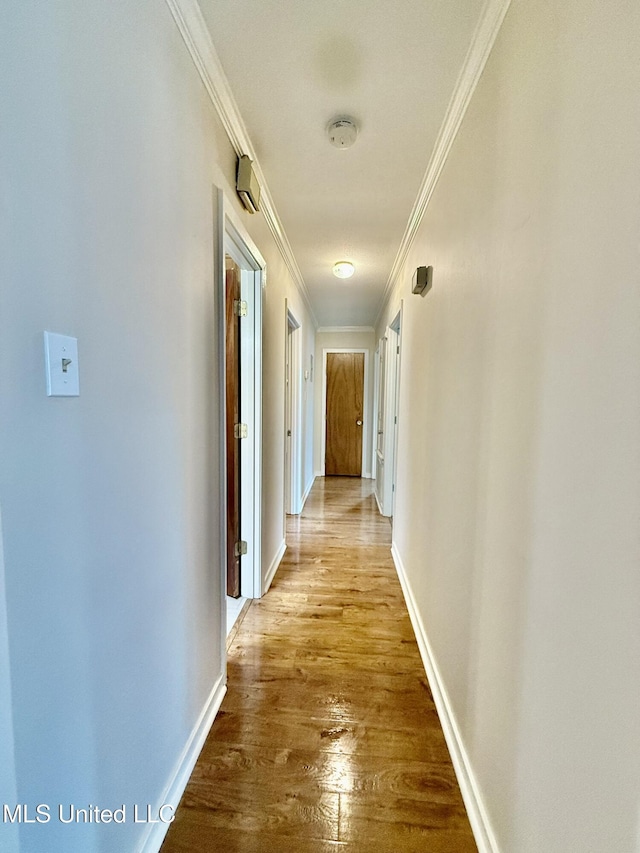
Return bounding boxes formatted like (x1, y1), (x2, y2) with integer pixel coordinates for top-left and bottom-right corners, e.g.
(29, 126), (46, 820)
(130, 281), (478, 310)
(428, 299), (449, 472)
(217, 190), (265, 618)
(372, 338), (381, 481)
(388, 308), (403, 518)
(320, 348), (370, 477)
(374, 335), (386, 513)
(285, 305), (303, 514)
(376, 306), (403, 516)
(224, 259), (242, 598)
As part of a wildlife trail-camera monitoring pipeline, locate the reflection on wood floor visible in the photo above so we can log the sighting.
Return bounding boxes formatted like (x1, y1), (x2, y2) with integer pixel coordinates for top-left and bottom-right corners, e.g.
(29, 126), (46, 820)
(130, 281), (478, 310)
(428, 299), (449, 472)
(161, 476), (477, 852)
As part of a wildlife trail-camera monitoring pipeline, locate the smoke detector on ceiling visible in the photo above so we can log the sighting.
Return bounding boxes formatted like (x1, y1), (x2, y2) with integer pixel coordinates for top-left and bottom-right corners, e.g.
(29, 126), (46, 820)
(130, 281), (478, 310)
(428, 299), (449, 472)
(327, 117), (358, 149)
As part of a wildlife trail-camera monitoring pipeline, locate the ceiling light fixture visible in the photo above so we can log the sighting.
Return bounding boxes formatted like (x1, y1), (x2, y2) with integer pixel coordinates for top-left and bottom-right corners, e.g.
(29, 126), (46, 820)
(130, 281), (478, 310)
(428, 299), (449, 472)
(333, 261), (355, 279)
(327, 117), (358, 149)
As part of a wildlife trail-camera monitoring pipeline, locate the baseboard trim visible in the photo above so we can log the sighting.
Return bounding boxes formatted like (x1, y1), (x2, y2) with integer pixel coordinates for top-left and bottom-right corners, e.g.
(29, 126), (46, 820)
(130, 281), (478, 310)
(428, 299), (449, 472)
(263, 539), (286, 594)
(136, 673), (227, 853)
(374, 489), (384, 516)
(301, 475), (316, 510)
(390, 542), (500, 853)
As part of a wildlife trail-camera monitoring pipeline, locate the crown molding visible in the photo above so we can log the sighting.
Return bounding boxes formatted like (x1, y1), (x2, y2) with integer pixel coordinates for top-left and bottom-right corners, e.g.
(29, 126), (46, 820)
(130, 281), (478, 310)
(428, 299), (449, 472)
(374, 0), (512, 326)
(316, 326), (375, 334)
(164, 0), (318, 328)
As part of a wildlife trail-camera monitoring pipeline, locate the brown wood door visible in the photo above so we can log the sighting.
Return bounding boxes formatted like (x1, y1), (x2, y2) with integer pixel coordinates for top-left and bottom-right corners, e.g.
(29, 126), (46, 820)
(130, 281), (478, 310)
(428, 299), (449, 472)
(225, 262), (241, 598)
(325, 352), (364, 476)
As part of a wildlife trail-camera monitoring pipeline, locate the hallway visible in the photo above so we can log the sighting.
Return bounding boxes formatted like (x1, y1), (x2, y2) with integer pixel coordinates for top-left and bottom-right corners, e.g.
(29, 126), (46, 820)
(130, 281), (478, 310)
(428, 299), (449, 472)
(161, 477), (476, 852)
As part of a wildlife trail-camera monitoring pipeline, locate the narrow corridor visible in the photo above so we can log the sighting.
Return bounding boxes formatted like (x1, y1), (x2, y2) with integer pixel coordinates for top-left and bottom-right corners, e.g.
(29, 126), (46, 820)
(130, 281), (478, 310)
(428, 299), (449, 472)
(161, 477), (476, 851)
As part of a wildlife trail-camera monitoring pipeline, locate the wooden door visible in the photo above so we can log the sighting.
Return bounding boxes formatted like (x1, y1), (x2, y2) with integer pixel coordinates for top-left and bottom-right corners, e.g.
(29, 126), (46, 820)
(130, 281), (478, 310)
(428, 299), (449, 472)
(225, 261), (241, 598)
(325, 352), (364, 476)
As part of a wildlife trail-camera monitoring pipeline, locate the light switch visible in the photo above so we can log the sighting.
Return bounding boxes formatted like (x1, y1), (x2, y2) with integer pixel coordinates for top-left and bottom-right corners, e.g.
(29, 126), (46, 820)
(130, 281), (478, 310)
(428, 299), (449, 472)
(44, 332), (79, 396)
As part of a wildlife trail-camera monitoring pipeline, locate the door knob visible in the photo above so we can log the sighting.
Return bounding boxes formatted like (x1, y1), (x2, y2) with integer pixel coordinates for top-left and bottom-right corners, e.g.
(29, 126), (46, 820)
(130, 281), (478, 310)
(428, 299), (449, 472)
(356, 419), (363, 426)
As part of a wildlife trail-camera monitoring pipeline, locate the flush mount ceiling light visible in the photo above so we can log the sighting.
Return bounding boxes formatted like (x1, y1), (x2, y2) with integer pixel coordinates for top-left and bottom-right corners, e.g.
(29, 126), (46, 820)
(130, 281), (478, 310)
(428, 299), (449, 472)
(333, 261), (355, 279)
(327, 117), (358, 149)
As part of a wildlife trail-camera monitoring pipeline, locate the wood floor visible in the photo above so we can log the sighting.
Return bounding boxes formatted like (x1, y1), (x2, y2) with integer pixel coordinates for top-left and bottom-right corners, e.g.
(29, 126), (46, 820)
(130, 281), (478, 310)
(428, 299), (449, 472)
(161, 477), (477, 852)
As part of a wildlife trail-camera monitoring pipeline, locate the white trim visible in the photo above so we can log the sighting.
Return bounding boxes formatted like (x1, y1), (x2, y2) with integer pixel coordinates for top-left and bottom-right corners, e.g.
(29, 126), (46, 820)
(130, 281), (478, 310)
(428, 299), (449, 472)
(226, 594), (247, 637)
(136, 674), (227, 853)
(164, 0), (317, 328)
(374, 339), (386, 512)
(391, 543), (500, 853)
(223, 192), (266, 274)
(239, 266), (263, 599)
(285, 306), (303, 516)
(215, 192), (229, 677)
(389, 306), (403, 518)
(317, 326), (375, 334)
(219, 189), (264, 602)
(301, 474), (316, 509)
(263, 540), (286, 594)
(371, 341), (380, 482)
(374, 0), (512, 325)
(380, 326), (399, 516)
(320, 348), (370, 478)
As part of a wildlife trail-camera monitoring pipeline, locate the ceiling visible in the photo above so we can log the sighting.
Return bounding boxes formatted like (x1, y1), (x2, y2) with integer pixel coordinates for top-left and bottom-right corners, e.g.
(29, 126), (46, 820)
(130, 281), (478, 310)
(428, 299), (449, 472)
(198, 0), (486, 327)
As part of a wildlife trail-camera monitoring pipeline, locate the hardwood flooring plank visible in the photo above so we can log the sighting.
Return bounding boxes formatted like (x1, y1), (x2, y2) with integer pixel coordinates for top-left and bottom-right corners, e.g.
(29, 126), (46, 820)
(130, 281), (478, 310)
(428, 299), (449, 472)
(163, 821), (348, 853)
(338, 791), (477, 851)
(161, 477), (476, 853)
(174, 787), (339, 842)
(200, 708), (449, 762)
(193, 743), (461, 805)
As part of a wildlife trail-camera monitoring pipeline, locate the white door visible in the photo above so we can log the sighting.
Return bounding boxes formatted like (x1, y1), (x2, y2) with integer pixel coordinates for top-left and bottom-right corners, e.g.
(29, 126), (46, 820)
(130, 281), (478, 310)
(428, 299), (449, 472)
(376, 312), (402, 517)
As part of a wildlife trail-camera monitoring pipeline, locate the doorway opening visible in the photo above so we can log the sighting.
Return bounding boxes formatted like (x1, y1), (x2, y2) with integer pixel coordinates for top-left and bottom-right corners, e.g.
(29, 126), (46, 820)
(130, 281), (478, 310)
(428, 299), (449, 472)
(375, 307), (402, 517)
(321, 348), (369, 477)
(285, 306), (302, 514)
(218, 191), (265, 644)
(225, 255), (242, 600)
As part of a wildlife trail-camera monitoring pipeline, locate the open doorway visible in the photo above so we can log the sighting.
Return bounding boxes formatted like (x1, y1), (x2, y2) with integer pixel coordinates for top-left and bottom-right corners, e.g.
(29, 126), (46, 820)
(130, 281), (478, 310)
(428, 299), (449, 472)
(225, 255), (242, 600)
(285, 306), (302, 514)
(375, 307), (402, 517)
(219, 192), (264, 642)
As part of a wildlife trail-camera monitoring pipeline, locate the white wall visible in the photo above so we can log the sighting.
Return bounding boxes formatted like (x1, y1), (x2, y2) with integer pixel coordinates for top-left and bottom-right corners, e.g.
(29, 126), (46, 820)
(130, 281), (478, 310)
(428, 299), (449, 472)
(0, 513), (19, 853)
(249, 226), (316, 583)
(378, 0), (640, 850)
(0, 1), (314, 851)
(314, 329), (375, 477)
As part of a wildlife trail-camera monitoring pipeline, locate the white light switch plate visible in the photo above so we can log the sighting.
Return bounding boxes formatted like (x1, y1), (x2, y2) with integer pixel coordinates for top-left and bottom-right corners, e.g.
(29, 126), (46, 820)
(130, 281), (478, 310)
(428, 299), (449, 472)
(44, 332), (80, 396)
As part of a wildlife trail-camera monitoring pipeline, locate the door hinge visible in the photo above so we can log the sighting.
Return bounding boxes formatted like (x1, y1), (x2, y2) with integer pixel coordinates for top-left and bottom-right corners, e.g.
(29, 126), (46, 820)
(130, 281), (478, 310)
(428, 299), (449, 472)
(233, 299), (248, 317)
(397, 346), (400, 354)
(234, 540), (248, 557)
(234, 423), (248, 439)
